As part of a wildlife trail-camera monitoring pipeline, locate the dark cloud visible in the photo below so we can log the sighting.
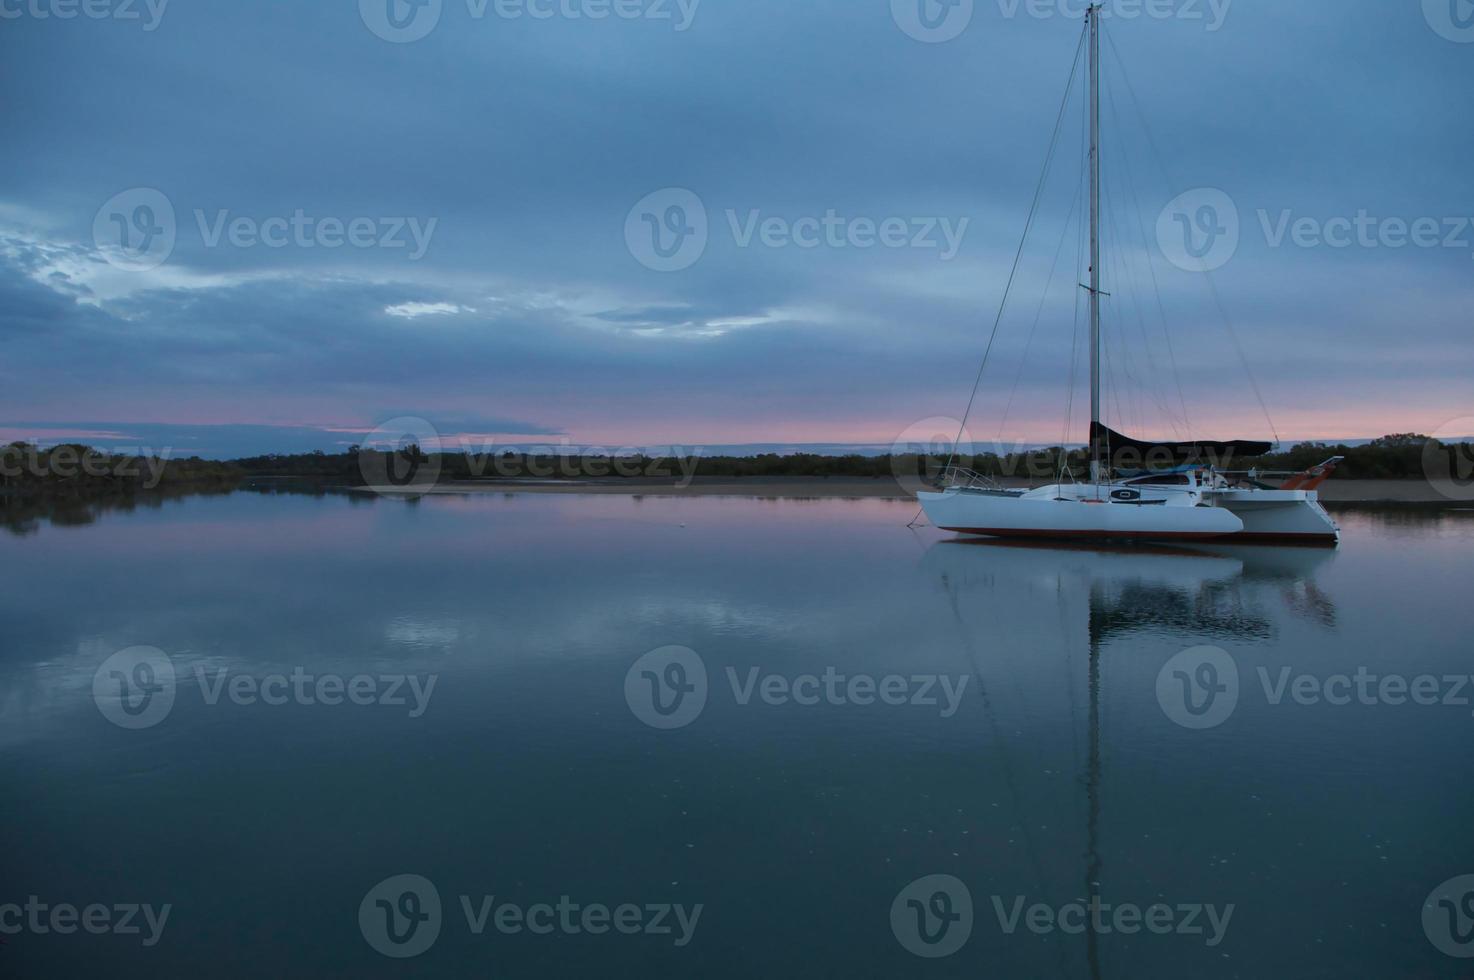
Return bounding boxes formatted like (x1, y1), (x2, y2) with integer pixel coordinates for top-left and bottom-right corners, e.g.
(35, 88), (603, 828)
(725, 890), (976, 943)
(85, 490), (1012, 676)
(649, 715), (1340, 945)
(0, 0), (1469, 447)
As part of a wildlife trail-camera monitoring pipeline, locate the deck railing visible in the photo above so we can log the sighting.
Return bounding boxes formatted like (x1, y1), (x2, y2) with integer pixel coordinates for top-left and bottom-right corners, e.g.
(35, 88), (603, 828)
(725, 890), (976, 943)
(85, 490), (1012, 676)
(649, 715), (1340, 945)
(934, 465), (1008, 492)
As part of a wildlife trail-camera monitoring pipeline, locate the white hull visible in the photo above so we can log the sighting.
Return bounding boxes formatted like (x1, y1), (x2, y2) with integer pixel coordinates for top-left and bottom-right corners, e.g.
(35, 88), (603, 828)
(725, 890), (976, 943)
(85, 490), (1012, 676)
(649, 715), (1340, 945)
(918, 485), (1243, 542)
(1212, 488), (1340, 542)
(919, 482), (1339, 544)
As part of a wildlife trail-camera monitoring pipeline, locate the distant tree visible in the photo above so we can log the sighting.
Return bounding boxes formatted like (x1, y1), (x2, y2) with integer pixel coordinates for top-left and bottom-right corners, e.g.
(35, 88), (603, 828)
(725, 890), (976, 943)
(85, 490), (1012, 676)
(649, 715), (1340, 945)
(1368, 433), (1427, 447)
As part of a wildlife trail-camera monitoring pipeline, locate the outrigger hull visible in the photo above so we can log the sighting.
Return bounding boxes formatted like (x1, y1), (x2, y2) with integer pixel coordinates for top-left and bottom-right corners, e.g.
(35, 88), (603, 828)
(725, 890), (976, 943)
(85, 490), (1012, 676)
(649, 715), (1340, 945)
(1214, 490), (1340, 543)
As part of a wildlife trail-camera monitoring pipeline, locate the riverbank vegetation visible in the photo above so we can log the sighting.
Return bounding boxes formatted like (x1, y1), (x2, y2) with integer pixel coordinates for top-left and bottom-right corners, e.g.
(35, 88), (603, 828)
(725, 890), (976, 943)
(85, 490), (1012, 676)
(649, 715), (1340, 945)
(4, 434), (1464, 503)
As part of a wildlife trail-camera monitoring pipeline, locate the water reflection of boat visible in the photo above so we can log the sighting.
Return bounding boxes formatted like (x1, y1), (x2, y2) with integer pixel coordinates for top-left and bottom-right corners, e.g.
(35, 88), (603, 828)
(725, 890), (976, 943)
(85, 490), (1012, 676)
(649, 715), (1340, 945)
(921, 537), (1336, 638)
(918, 537), (1336, 977)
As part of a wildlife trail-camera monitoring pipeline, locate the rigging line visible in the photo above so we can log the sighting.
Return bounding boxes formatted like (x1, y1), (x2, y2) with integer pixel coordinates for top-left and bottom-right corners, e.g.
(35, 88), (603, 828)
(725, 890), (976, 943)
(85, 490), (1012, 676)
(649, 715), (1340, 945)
(1059, 84), (1090, 486)
(1100, 94), (1179, 443)
(1206, 273), (1281, 446)
(1101, 85), (1186, 441)
(1104, 27), (1282, 446)
(996, 176), (1085, 442)
(1103, 191), (1160, 439)
(1099, 184), (1142, 434)
(1103, 48), (1193, 441)
(1097, 163), (1132, 435)
(942, 24), (1088, 475)
(1061, 259), (1084, 483)
(1101, 305), (1127, 435)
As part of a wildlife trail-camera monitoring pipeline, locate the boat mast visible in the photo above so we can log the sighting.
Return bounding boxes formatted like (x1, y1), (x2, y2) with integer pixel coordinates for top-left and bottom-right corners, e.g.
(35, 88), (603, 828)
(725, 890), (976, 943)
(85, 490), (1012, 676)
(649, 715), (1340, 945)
(1087, 3), (1103, 482)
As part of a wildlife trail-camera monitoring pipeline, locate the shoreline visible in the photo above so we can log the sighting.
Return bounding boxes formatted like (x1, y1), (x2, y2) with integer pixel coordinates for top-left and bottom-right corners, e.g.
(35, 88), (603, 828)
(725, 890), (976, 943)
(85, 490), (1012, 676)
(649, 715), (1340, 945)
(358, 476), (1470, 505)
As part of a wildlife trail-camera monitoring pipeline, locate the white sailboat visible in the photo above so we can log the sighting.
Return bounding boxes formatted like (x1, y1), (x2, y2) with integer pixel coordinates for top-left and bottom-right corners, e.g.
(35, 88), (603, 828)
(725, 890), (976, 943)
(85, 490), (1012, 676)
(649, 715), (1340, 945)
(919, 5), (1340, 545)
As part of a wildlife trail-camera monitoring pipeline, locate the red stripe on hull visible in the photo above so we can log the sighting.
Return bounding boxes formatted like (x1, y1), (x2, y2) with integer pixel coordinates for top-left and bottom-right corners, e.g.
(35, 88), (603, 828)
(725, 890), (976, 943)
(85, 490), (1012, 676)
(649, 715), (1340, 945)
(940, 526), (1235, 541)
(1218, 531), (1339, 546)
(941, 527), (1339, 545)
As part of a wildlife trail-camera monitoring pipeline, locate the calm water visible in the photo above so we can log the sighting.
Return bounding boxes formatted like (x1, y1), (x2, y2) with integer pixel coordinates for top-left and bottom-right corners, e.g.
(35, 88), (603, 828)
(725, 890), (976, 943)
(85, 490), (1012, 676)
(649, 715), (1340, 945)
(2, 491), (1472, 978)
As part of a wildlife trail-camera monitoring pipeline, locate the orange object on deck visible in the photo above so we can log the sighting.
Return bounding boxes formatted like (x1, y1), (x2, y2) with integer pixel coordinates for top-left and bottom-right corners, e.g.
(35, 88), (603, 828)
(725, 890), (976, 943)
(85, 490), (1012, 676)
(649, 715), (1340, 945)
(1279, 457), (1342, 491)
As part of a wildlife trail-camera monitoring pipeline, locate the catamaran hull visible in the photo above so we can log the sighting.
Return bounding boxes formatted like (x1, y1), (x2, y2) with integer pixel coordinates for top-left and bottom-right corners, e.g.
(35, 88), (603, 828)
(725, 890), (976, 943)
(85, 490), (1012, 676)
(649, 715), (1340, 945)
(917, 489), (1244, 542)
(919, 488), (1340, 544)
(1216, 492), (1340, 543)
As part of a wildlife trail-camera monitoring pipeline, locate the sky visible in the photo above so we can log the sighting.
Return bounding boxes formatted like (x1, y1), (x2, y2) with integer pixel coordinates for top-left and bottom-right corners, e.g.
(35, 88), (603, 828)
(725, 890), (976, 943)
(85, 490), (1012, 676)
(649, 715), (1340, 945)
(1, 0), (1471, 458)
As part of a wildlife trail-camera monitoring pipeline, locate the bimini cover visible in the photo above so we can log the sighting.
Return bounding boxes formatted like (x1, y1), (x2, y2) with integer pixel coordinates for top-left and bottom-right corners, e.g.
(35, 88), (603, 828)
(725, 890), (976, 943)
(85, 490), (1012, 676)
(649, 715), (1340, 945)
(1090, 422), (1273, 470)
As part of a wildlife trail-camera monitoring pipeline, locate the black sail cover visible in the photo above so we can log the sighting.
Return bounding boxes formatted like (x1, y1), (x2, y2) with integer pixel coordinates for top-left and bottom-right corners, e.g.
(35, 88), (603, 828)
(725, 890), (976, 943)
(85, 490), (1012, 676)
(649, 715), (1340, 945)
(1090, 422), (1273, 471)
